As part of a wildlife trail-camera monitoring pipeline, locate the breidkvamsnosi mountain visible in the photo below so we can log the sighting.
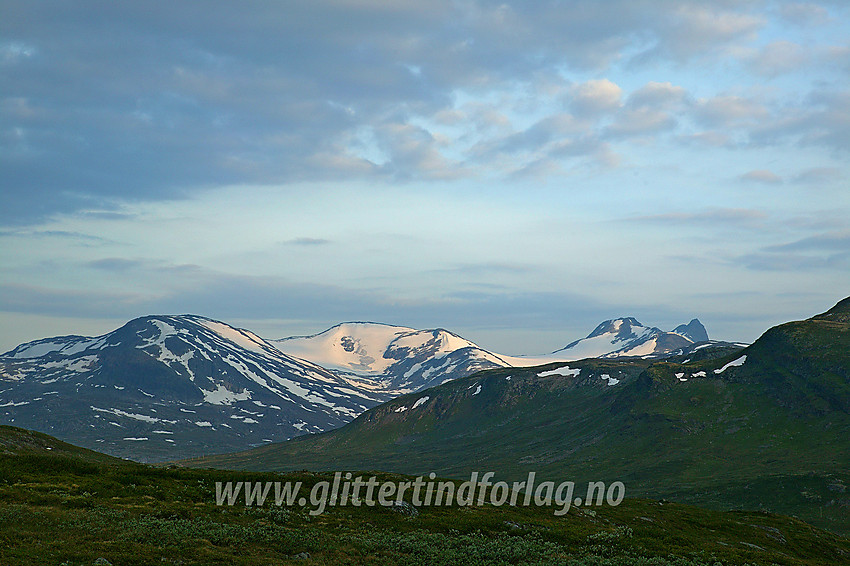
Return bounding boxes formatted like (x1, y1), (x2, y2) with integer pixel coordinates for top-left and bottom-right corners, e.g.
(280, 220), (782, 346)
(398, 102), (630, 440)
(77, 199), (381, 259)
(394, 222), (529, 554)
(273, 322), (510, 393)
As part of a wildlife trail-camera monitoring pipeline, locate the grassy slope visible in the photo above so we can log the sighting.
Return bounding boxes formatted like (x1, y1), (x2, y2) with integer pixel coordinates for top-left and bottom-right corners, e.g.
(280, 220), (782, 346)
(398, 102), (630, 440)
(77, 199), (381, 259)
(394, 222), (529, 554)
(0, 424), (126, 464)
(1, 426), (849, 565)
(184, 300), (850, 535)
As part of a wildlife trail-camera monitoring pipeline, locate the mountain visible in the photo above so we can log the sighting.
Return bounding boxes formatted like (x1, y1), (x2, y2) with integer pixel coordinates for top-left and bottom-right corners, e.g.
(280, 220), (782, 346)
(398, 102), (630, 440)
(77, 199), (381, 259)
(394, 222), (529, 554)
(0, 424), (123, 465)
(274, 317), (725, 376)
(0, 315), (393, 461)
(185, 299), (850, 535)
(719, 297), (850, 414)
(673, 318), (710, 342)
(0, 313), (729, 462)
(521, 316), (725, 362)
(273, 322), (511, 392)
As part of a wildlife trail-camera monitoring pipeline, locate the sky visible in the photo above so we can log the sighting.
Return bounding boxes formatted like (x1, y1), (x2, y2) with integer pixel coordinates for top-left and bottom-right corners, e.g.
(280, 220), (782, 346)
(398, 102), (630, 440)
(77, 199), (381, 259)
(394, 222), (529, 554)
(1, 0), (848, 355)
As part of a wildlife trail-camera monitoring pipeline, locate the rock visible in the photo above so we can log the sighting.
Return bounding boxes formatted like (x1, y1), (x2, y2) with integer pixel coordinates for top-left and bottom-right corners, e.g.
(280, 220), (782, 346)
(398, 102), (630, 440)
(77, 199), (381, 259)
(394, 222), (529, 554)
(390, 500), (419, 517)
(93, 559), (112, 566)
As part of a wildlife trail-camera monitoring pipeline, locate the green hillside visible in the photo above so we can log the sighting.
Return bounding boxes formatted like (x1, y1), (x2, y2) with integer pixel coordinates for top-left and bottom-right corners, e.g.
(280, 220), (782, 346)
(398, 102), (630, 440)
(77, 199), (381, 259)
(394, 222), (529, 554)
(1, 425), (849, 565)
(0, 424), (127, 464)
(184, 299), (850, 536)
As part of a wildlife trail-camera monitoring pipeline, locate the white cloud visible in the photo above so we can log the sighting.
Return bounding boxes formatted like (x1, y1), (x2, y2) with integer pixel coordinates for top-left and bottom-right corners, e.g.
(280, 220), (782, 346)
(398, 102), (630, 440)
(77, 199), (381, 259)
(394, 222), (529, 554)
(632, 208), (768, 228)
(779, 3), (831, 27)
(695, 95), (769, 127)
(739, 169), (783, 184)
(792, 166), (843, 184)
(656, 4), (764, 60)
(570, 79), (623, 115)
(744, 40), (809, 77)
(607, 107), (676, 137)
(626, 82), (688, 109)
(0, 41), (36, 64)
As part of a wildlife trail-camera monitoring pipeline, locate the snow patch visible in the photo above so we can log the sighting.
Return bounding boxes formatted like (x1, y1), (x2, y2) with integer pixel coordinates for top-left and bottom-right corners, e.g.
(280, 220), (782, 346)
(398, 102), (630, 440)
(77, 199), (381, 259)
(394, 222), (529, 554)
(412, 396), (430, 409)
(600, 374), (620, 386)
(201, 383), (252, 405)
(714, 355), (747, 374)
(538, 366), (581, 378)
(197, 319), (270, 354)
(91, 406), (160, 423)
(42, 355), (97, 373)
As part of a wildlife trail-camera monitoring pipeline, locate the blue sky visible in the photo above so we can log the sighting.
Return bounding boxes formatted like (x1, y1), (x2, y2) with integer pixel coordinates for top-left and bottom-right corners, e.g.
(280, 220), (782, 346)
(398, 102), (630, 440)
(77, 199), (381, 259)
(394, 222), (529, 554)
(1, 1), (848, 354)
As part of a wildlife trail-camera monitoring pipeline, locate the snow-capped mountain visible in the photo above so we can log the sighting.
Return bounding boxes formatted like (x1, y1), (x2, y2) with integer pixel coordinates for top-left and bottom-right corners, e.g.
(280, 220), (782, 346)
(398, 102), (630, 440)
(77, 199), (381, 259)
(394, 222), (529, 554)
(0, 315), (392, 461)
(0, 313), (728, 462)
(673, 318), (710, 343)
(552, 317), (709, 359)
(273, 322), (511, 393)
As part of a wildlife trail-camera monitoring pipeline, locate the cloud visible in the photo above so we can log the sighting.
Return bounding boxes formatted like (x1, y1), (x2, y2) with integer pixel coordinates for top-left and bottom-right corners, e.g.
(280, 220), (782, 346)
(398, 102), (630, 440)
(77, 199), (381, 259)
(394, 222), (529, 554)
(792, 166), (843, 184)
(570, 79), (623, 115)
(645, 4), (764, 61)
(469, 111), (609, 175)
(736, 232), (850, 271)
(677, 131), (734, 148)
(737, 252), (850, 271)
(86, 258), (146, 272)
(0, 263), (616, 345)
(373, 122), (467, 180)
(0, 283), (151, 319)
(744, 40), (809, 77)
(0, 0), (844, 227)
(626, 81), (688, 109)
(487, 113), (587, 156)
(631, 208), (768, 228)
(606, 107), (677, 137)
(748, 90), (850, 152)
(283, 238), (332, 246)
(694, 95), (768, 128)
(739, 169), (783, 184)
(779, 3), (831, 27)
(0, 41), (36, 64)
(430, 262), (536, 276)
(763, 232), (850, 253)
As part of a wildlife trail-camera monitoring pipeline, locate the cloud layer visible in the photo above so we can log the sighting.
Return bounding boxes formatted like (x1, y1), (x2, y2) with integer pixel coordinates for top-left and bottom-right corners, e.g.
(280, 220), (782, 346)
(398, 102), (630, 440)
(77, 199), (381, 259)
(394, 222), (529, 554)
(1, 1), (848, 352)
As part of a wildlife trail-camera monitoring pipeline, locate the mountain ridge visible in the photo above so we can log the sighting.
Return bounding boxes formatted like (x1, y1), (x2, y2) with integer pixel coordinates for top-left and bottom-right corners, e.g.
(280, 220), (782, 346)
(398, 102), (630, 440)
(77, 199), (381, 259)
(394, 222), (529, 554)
(0, 314), (392, 461)
(183, 298), (850, 535)
(2, 312), (730, 462)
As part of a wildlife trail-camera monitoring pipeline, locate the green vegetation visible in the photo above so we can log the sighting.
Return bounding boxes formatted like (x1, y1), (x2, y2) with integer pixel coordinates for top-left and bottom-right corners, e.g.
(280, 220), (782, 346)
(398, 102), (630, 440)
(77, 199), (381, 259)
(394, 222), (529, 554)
(185, 300), (850, 536)
(4, 300), (849, 564)
(1, 424), (848, 565)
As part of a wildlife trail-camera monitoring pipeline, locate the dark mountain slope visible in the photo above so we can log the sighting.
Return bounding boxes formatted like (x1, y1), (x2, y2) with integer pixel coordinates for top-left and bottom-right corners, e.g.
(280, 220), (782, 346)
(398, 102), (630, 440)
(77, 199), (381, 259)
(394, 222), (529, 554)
(185, 299), (850, 534)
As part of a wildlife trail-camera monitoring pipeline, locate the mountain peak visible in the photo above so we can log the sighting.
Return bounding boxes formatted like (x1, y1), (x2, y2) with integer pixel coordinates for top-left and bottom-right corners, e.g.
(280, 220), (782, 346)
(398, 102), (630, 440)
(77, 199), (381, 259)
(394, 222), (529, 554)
(586, 317), (645, 339)
(672, 319), (709, 342)
(821, 297), (850, 316)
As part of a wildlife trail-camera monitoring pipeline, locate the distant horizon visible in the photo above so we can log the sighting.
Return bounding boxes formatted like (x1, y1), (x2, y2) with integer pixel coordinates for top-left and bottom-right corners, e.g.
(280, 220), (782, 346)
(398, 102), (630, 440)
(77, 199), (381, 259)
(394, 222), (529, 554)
(2, 2), (847, 358)
(4, 297), (841, 358)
